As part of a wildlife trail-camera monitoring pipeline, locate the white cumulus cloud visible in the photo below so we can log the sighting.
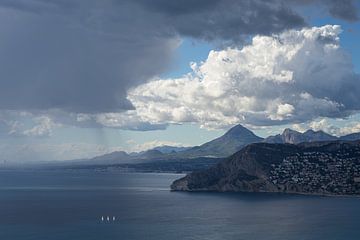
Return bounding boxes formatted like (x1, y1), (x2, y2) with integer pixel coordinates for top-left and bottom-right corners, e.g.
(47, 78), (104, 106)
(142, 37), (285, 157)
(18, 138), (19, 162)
(22, 116), (60, 137)
(292, 118), (360, 136)
(126, 25), (360, 129)
(5, 114), (60, 137)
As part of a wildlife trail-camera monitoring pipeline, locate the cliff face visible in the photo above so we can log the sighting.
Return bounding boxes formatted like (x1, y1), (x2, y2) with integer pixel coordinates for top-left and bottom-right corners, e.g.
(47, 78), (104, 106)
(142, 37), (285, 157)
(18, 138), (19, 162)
(171, 143), (298, 192)
(264, 128), (337, 144)
(171, 141), (360, 195)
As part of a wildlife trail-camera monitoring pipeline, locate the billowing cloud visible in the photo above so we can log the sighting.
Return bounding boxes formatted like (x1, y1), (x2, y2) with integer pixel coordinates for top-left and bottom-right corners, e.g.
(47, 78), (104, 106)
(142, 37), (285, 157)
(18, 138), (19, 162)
(93, 112), (168, 131)
(292, 118), (360, 136)
(22, 116), (60, 137)
(337, 122), (360, 135)
(127, 25), (360, 129)
(0, 0), (357, 114)
(1, 112), (60, 137)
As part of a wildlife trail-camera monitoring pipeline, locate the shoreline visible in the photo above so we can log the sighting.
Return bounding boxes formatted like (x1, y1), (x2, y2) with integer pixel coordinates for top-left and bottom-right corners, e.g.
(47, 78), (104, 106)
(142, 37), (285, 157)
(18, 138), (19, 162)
(171, 188), (360, 198)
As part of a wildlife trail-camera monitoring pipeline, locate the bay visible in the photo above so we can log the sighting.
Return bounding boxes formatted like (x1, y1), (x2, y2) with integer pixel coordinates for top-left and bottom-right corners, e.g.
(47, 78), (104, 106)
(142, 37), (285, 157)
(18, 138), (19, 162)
(0, 170), (360, 240)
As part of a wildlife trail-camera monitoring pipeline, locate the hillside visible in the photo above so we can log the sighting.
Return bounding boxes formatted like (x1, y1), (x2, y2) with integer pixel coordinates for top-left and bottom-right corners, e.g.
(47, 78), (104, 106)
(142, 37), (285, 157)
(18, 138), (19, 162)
(171, 140), (360, 195)
(175, 124), (263, 158)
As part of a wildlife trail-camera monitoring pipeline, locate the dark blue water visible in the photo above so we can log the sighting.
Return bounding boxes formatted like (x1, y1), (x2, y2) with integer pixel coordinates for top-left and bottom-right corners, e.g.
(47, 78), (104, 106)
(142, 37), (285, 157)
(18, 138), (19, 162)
(1, 170), (360, 240)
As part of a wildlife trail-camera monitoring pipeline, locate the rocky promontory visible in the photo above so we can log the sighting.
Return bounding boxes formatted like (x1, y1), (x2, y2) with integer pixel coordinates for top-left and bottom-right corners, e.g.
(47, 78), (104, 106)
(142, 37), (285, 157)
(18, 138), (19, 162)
(171, 141), (360, 195)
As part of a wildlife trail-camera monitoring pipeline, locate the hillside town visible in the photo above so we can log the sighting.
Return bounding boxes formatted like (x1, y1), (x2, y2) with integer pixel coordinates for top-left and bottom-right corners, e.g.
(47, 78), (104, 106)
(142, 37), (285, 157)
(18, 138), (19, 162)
(269, 147), (360, 195)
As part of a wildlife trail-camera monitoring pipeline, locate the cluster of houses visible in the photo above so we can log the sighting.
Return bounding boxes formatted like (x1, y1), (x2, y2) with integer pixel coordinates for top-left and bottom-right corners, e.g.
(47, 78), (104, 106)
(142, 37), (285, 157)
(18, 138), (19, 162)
(269, 149), (360, 195)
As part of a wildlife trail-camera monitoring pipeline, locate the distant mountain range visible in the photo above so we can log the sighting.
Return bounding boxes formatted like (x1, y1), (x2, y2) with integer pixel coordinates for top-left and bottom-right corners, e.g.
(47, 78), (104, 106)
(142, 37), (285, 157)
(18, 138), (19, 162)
(89, 125), (360, 162)
(263, 128), (359, 144)
(151, 145), (192, 154)
(171, 140), (360, 196)
(69, 124), (360, 168)
(86, 149), (164, 165)
(82, 124), (264, 165)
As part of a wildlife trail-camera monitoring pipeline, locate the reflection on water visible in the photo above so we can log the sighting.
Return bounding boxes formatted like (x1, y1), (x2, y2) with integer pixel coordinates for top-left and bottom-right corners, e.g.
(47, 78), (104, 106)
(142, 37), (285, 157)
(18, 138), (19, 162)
(1, 170), (360, 240)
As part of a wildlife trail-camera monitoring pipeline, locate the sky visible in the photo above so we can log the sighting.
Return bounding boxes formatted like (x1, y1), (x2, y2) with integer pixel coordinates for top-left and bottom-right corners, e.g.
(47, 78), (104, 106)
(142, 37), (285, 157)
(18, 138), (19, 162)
(0, 0), (360, 162)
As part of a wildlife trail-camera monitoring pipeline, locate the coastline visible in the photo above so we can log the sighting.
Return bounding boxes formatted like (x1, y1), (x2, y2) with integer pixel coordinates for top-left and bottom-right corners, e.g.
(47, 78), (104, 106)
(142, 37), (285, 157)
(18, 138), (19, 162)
(170, 187), (360, 198)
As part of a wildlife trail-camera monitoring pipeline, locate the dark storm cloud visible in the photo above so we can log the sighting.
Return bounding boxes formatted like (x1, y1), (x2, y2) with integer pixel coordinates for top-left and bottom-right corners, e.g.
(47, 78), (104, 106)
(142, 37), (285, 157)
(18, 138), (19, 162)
(327, 0), (359, 21)
(0, 0), (357, 114)
(136, 0), (306, 42)
(0, 0), (180, 113)
(289, 0), (359, 21)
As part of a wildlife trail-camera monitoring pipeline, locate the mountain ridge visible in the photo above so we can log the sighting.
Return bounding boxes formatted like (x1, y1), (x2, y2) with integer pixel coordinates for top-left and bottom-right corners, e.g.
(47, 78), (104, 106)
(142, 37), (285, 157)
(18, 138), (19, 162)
(81, 124), (360, 166)
(264, 128), (343, 144)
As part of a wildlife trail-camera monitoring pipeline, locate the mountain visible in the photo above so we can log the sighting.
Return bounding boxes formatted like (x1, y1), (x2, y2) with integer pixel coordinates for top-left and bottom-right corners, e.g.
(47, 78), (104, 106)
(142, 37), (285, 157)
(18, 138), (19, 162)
(66, 124), (360, 169)
(302, 129), (338, 142)
(66, 124), (263, 168)
(84, 149), (165, 165)
(264, 128), (337, 144)
(340, 132), (360, 141)
(171, 140), (360, 196)
(90, 151), (131, 164)
(138, 149), (164, 158)
(152, 145), (191, 154)
(176, 124), (263, 158)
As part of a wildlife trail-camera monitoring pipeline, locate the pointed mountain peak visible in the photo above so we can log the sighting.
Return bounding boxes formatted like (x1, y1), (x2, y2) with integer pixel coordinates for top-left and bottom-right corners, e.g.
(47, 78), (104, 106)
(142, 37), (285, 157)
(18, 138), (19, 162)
(280, 128), (303, 144)
(225, 124), (255, 137)
(181, 124), (263, 158)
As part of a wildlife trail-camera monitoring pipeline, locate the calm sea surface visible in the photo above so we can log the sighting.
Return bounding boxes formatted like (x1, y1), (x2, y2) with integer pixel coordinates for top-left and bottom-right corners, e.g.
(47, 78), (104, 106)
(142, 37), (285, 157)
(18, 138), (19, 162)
(1, 170), (360, 240)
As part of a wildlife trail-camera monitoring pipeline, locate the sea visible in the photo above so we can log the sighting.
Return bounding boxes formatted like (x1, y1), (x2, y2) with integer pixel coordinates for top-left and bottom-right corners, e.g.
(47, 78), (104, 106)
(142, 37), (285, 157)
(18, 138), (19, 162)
(1, 170), (360, 240)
